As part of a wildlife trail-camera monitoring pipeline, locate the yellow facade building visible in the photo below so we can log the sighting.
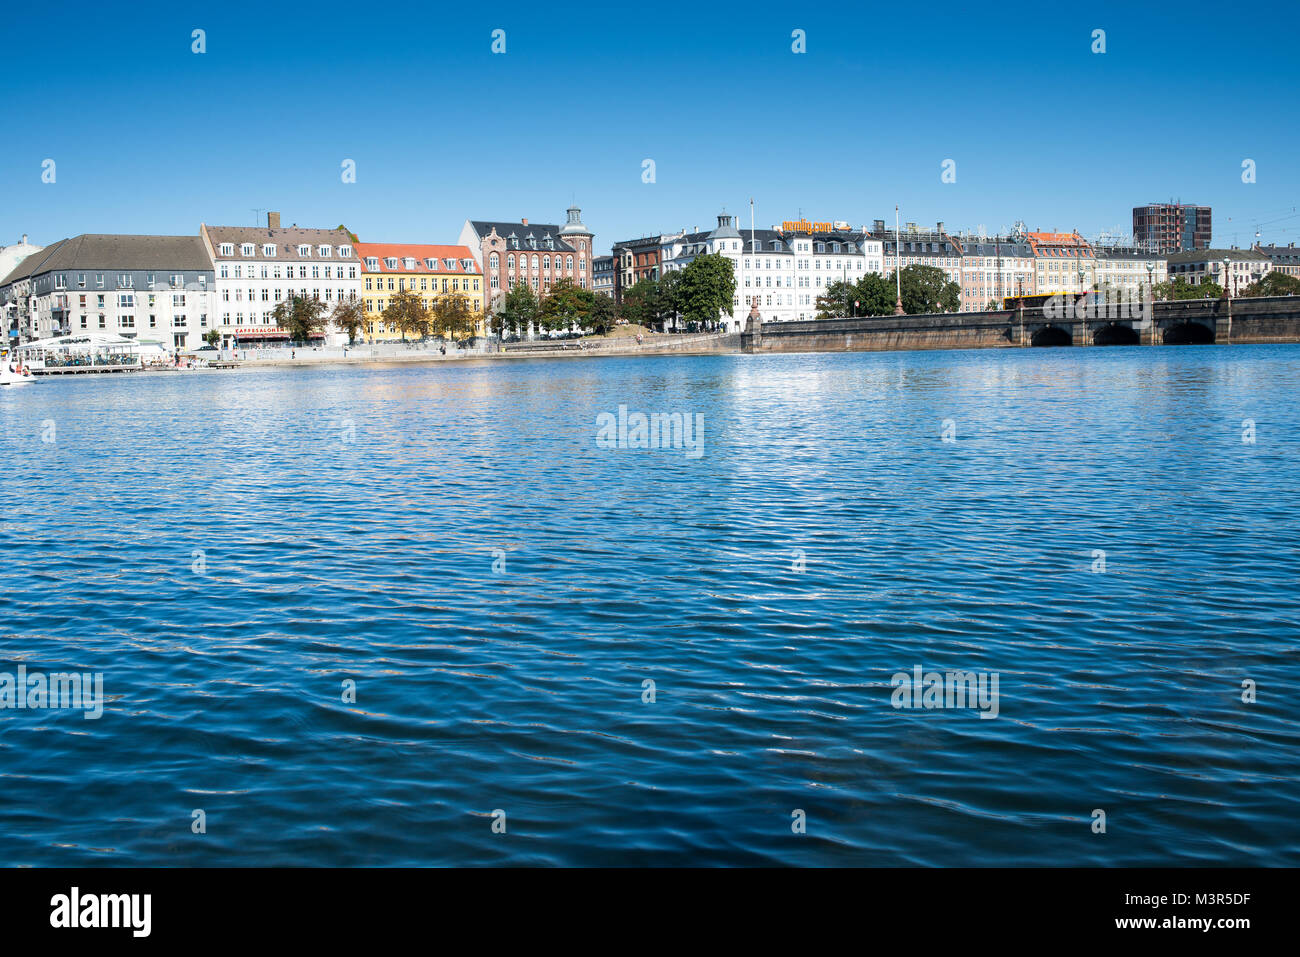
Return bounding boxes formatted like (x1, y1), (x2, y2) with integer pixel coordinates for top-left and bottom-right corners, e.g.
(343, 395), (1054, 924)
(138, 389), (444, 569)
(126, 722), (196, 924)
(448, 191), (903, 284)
(354, 243), (485, 341)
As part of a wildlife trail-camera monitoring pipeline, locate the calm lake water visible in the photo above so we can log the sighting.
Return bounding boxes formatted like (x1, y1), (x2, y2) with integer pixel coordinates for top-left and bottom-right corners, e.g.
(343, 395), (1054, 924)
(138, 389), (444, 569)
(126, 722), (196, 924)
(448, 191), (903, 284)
(1, 346), (1298, 866)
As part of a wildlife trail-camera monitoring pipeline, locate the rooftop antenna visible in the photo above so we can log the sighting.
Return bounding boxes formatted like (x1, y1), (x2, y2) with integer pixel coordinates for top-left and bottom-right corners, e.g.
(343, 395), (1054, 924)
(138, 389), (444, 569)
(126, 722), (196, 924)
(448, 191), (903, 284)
(252, 208), (265, 226)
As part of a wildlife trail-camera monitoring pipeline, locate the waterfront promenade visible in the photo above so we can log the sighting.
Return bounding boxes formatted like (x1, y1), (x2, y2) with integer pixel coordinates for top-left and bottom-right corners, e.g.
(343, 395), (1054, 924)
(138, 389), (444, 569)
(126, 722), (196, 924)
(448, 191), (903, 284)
(192, 294), (1300, 369)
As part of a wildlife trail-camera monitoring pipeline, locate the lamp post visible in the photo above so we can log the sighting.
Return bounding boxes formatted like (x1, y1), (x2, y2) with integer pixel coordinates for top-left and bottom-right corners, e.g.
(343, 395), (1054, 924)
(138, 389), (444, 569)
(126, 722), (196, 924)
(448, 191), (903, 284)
(1146, 263), (1156, 344)
(1224, 257), (1233, 343)
(894, 205), (905, 315)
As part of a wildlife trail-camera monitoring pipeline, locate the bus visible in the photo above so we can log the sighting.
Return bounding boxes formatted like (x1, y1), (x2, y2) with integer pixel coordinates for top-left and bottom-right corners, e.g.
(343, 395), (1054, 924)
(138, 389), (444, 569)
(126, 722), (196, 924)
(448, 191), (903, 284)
(1001, 291), (1087, 311)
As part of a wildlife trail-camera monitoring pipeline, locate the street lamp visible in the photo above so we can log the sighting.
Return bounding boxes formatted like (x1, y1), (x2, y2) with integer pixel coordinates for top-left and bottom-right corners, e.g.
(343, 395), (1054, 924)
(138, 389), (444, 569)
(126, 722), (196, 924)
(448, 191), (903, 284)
(1224, 257), (1233, 343)
(1146, 263), (1156, 345)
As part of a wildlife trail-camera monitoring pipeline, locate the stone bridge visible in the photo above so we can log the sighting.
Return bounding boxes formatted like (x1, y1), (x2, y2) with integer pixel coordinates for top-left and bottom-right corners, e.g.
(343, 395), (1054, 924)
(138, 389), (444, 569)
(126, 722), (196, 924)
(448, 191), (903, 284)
(741, 295), (1300, 353)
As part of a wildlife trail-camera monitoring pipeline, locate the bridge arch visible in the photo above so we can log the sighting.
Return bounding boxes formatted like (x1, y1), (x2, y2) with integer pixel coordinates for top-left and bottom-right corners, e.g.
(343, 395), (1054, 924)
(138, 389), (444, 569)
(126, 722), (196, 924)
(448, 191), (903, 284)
(1163, 321), (1215, 345)
(1031, 325), (1072, 347)
(1094, 322), (1140, 346)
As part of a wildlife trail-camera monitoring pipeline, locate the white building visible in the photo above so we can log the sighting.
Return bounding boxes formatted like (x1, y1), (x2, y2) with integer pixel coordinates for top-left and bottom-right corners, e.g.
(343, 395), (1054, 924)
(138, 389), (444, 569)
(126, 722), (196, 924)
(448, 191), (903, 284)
(1165, 248), (1271, 296)
(1092, 247), (1167, 303)
(0, 234), (216, 348)
(200, 214), (360, 348)
(659, 213), (883, 328)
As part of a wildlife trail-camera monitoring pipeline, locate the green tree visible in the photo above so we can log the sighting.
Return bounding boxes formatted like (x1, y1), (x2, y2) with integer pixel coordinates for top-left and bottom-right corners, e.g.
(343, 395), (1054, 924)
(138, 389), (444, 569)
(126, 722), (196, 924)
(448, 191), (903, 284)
(1154, 276), (1224, 301)
(677, 253), (736, 328)
(271, 295), (328, 344)
(382, 288), (429, 341)
(619, 278), (659, 327)
(330, 295), (366, 345)
(1242, 271), (1300, 298)
(495, 282), (540, 338)
(588, 292), (616, 335)
(431, 290), (478, 342)
(538, 277), (590, 333)
(815, 279), (856, 318)
(853, 273), (899, 316)
(203, 328), (221, 347)
(890, 265), (960, 314)
(657, 270), (682, 330)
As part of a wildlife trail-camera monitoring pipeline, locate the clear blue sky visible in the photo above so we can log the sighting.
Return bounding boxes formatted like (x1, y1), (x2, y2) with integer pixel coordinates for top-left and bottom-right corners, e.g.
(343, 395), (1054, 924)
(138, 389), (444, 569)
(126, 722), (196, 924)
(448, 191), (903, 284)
(3, 0), (1298, 253)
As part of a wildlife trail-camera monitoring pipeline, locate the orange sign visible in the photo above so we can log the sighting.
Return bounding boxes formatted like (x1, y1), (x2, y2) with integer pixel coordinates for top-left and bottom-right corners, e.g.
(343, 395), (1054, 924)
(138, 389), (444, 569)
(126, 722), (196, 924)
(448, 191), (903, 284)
(782, 219), (835, 234)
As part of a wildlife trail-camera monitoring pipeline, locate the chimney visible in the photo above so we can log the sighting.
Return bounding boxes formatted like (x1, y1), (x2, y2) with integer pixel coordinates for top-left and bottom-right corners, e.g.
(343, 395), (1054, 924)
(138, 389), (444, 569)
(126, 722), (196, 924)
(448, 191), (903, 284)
(21, 234), (27, 245)
(268, 211), (280, 228)
(521, 218), (528, 227)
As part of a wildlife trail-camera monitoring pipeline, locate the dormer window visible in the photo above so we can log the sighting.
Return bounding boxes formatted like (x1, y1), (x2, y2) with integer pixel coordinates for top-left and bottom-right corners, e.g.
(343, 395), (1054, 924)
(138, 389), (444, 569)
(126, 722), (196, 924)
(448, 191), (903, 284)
(384, 258), (398, 269)
(443, 258), (456, 270)
(262, 244), (276, 256)
(319, 245), (332, 257)
(831, 243), (841, 254)
(240, 243), (254, 256)
(424, 258), (437, 270)
(297, 245), (311, 257)
(365, 257), (379, 270)
(338, 246), (352, 258)
(219, 243), (234, 256)
(461, 259), (473, 272)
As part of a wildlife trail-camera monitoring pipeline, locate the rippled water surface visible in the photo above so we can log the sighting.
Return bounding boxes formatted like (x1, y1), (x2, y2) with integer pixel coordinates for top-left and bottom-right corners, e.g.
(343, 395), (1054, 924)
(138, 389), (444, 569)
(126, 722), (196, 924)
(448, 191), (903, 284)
(1, 346), (1298, 866)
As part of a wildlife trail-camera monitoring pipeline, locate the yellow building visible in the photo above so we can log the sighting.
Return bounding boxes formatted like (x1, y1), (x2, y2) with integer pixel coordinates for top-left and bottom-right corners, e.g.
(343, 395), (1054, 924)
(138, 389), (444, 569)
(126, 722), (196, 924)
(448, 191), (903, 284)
(354, 242), (485, 341)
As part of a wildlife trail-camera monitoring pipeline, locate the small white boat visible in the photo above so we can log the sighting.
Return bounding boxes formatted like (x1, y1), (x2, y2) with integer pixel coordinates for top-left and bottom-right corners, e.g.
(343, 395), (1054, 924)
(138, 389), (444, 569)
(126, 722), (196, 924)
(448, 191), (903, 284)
(0, 359), (35, 386)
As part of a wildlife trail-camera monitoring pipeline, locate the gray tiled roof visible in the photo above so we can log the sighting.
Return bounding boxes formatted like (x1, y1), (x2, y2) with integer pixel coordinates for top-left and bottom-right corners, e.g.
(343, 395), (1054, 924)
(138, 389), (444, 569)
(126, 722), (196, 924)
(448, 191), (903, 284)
(0, 235), (211, 285)
(204, 225), (353, 261)
(469, 221), (579, 254)
(1167, 248), (1269, 263)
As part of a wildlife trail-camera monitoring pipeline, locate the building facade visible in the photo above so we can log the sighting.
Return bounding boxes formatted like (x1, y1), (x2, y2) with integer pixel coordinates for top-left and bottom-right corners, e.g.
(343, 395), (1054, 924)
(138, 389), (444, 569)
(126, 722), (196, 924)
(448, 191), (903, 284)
(1166, 248), (1271, 295)
(459, 206), (594, 314)
(592, 255), (615, 299)
(200, 216), (360, 348)
(1092, 246), (1168, 301)
(1025, 231), (1095, 295)
(876, 222), (964, 307)
(956, 238), (1035, 310)
(0, 234), (215, 348)
(659, 214), (883, 326)
(1133, 203), (1212, 254)
(1253, 243), (1300, 279)
(354, 243), (484, 341)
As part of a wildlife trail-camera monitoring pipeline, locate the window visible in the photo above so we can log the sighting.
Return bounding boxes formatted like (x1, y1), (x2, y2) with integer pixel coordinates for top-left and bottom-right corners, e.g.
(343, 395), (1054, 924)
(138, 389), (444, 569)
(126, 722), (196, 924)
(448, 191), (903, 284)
(319, 246), (332, 257)
(298, 245), (311, 257)
(219, 243), (234, 256)
(118, 293), (134, 308)
(339, 246), (352, 258)
(171, 274), (183, 287)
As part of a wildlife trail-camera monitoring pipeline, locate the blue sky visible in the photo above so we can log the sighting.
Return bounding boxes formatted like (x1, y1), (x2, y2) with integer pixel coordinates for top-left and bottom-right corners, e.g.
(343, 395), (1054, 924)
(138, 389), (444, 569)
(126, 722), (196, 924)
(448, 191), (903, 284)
(3, 0), (1298, 253)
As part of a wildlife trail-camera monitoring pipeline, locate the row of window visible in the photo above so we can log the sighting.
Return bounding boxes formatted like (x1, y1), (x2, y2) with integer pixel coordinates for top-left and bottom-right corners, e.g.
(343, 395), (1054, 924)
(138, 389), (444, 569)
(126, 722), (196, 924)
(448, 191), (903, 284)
(217, 243), (352, 259)
(75, 313), (207, 330)
(364, 256), (475, 273)
(54, 273), (190, 290)
(490, 253), (583, 273)
(219, 264), (357, 280)
(364, 277), (480, 293)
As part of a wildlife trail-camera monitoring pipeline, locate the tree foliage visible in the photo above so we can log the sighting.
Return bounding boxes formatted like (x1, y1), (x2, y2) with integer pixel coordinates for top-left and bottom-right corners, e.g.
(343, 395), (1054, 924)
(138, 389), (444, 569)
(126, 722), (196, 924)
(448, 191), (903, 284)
(677, 254), (735, 327)
(889, 265), (961, 314)
(271, 295), (328, 343)
(1153, 276), (1225, 301)
(382, 288), (429, 341)
(330, 295), (366, 344)
(1242, 271), (1300, 298)
(431, 290), (479, 342)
